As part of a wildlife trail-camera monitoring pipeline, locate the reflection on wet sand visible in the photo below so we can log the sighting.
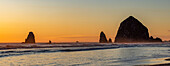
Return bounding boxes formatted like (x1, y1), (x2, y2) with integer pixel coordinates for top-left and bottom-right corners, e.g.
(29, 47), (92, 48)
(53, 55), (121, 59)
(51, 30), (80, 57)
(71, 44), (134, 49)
(0, 47), (170, 66)
(137, 57), (170, 66)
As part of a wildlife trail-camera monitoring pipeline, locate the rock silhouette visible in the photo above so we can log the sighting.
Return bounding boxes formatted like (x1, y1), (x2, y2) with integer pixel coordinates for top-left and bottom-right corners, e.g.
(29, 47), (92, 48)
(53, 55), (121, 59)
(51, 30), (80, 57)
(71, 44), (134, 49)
(155, 37), (162, 42)
(115, 16), (149, 43)
(149, 36), (154, 40)
(99, 31), (108, 43)
(109, 38), (112, 43)
(25, 32), (35, 43)
(149, 36), (162, 42)
(49, 40), (52, 44)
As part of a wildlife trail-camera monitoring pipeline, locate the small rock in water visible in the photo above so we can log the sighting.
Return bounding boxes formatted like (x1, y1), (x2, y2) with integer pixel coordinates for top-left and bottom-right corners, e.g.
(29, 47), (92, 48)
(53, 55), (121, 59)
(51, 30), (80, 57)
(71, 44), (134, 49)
(49, 40), (52, 44)
(109, 38), (112, 43)
(76, 41), (79, 43)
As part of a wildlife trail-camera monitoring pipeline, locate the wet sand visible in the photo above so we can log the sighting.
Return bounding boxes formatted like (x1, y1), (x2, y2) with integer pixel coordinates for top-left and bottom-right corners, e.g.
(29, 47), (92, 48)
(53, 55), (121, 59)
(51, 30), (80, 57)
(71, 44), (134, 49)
(140, 63), (170, 66)
(1, 43), (170, 66)
(137, 58), (170, 66)
(0, 45), (170, 65)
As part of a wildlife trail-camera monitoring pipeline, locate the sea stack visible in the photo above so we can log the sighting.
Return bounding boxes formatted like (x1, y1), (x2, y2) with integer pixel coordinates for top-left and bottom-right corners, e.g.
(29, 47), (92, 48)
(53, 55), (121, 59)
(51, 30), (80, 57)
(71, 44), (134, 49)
(25, 32), (35, 43)
(115, 16), (149, 43)
(99, 31), (108, 43)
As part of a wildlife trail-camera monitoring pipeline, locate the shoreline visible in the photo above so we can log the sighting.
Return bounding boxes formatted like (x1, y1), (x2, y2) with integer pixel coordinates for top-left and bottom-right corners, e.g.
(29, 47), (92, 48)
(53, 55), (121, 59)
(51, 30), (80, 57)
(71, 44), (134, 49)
(0, 42), (169, 50)
(0, 43), (116, 50)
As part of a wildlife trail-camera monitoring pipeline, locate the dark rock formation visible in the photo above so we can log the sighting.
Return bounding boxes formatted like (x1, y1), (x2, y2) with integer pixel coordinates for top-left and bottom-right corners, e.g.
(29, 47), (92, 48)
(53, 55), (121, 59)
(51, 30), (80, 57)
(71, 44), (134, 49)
(115, 16), (149, 43)
(76, 41), (79, 43)
(155, 37), (162, 42)
(99, 31), (108, 43)
(25, 32), (35, 43)
(115, 16), (163, 43)
(149, 36), (154, 40)
(149, 36), (162, 42)
(109, 38), (112, 43)
(49, 40), (52, 44)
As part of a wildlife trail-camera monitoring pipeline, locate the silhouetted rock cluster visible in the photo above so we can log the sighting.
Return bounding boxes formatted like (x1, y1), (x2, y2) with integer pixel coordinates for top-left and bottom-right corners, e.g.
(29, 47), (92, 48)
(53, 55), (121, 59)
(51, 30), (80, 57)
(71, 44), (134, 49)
(99, 31), (108, 43)
(99, 31), (112, 43)
(149, 36), (162, 42)
(22, 16), (162, 44)
(114, 16), (162, 43)
(25, 32), (35, 43)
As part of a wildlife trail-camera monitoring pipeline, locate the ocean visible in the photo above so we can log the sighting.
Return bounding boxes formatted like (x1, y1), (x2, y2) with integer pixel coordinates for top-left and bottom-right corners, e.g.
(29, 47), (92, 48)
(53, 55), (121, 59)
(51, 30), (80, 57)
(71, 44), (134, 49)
(0, 43), (170, 66)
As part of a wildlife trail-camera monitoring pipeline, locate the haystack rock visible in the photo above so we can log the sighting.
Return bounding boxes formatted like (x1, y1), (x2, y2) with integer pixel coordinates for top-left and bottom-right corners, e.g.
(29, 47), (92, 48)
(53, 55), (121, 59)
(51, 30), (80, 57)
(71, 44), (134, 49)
(109, 38), (112, 43)
(25, 32), (35, 43)
(115, 16), (149, 43)
(99, 31), (108, 43)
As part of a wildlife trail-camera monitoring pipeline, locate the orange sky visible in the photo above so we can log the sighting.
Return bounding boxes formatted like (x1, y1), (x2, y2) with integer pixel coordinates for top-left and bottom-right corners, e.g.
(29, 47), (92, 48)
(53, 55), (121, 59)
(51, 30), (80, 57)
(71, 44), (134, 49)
(0, 0), (170, 43)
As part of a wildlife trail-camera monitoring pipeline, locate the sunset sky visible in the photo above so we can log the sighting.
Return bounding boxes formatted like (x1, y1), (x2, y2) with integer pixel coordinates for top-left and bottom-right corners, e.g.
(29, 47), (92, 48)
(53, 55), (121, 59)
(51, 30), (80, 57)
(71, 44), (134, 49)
(0, 0), (170, 42)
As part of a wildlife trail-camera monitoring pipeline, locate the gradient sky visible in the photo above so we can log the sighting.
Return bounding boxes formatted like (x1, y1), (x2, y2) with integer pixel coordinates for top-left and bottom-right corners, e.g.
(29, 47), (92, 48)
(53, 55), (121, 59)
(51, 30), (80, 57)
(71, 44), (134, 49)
(0, 0), (170, 42)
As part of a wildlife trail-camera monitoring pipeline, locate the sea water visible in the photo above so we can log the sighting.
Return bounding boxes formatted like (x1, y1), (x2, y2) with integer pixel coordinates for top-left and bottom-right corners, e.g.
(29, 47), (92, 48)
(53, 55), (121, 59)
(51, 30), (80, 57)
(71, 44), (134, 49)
(0, 43), (170, 66)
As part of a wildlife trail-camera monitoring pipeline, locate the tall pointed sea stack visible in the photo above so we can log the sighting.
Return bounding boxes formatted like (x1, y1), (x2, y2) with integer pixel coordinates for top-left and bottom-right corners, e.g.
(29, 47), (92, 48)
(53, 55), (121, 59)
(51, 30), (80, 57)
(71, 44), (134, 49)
(115, 16), (149, 43)
(99, 31), (108, 43)
(25, 32), (35, 43)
